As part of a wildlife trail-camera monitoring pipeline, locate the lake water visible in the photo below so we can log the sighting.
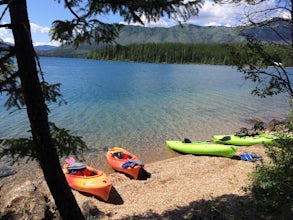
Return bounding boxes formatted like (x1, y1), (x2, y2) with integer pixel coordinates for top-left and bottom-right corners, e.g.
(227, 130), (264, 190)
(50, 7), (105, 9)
(0, 57), (290, 168)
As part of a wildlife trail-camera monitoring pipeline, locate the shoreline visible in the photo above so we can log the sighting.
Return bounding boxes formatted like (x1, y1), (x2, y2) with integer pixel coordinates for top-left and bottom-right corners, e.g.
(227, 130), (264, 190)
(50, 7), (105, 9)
(0, 144), (268, 219)
(74, 144), (268, 219)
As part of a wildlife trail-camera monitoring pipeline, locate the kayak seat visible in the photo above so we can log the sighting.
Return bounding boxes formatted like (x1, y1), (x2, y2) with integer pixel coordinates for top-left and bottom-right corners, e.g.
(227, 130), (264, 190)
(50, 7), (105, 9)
(68, 162), (86, 170)
(68, 169), (97, 176)
(220, 136), (231, 141)
(84, 169), (97, 176)
(90, 171), (97, 176)
(113, 152), (132, 159)
(68, 168), (86, 176)
(183, 138), (192, 143)
(67, 162), (87, 175)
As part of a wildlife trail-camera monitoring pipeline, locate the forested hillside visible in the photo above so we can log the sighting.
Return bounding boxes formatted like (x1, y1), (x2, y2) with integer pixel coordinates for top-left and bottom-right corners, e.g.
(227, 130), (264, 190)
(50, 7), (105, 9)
(87, 43), (292, 66)
(87, 43), (232, 64)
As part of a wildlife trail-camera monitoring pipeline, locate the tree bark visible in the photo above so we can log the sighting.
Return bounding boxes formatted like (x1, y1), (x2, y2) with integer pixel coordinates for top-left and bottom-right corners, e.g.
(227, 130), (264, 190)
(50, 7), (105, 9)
(8, 0), (84, 219)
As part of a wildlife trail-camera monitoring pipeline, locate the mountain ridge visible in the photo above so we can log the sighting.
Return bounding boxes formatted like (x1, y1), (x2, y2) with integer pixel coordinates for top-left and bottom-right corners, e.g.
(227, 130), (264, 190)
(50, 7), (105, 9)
(37, 22), (291, 58)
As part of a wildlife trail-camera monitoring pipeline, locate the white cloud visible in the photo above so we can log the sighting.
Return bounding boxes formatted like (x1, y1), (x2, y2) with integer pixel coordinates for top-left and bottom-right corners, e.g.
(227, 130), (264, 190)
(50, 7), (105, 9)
(29, 23), (61, 46)
(0, 25), (14, 44)
(0, 26), (10, 37)
(120, 1), (244, 27)
(121, 0), (289, 28)
(1, 37), (14, 44)
(30, 23), (50, 34)
(0, 22), (60, 46)
(119, 14), (176, 27)
(33, 40), (60, 47)
(185, 1), (244, 27)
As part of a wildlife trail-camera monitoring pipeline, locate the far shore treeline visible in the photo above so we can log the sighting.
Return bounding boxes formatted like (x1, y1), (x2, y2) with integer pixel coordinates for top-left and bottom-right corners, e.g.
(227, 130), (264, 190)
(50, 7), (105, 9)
(86, 43), (293, 66)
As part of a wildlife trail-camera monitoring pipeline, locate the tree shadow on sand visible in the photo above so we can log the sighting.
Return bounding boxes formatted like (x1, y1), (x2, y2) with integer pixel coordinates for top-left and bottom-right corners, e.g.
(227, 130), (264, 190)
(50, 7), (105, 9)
(82, 187), (124, 219)
(116, 194), (283, 220)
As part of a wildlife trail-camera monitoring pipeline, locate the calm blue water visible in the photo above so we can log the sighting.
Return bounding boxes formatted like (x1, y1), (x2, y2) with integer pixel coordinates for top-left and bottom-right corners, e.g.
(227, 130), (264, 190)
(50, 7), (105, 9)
(0, 57), (290, 166)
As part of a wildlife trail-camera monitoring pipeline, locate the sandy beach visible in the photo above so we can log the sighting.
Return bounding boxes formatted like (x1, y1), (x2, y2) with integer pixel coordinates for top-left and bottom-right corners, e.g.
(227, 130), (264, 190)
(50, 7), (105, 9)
(0, 144), (267, 219)
(74, 144), (267, 219)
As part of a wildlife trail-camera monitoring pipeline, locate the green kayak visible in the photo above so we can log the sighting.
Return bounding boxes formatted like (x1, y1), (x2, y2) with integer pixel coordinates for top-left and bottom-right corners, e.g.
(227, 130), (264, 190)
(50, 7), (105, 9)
(166, 140), (238, 158)
(213, 133), (277, 146)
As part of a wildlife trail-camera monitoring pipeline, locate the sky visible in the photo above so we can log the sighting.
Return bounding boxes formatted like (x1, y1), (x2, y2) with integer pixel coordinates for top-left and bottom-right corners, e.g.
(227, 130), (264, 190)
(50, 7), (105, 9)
(0, 0), (284, 46)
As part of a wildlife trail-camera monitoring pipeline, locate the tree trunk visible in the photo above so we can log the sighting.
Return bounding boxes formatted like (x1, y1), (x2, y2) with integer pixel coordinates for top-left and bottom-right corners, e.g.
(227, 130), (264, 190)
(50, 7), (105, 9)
(8, 0), (84, 219)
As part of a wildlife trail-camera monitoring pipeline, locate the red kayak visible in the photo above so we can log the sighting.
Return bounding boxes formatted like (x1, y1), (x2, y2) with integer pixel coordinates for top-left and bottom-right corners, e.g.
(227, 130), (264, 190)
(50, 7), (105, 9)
(106, 147), (144, 179)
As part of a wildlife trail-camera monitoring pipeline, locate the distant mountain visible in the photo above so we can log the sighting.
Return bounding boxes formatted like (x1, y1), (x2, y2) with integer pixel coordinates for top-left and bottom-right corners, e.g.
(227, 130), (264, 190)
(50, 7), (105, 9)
(37, 43), (103, 58)
(35, 45), (57, 51)
(240, 19), (291, 43)
(37, 21), (291, 58)
(116, 25), (247, 45)
(0, 43), (57, 51)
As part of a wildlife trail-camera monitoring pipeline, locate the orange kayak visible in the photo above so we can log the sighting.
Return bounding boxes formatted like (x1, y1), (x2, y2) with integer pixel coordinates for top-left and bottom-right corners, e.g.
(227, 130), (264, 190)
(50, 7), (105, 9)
(63, 158), (112, 201)
(106, 147), (144, 179)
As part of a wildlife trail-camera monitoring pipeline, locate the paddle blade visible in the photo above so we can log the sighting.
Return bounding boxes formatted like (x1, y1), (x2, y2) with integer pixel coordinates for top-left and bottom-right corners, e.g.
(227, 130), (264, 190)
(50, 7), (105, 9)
(65, 157), (75, 164)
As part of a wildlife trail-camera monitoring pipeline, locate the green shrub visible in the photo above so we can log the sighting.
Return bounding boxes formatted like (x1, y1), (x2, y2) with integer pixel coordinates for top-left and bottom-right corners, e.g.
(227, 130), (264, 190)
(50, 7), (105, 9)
(250, 138), (293, 212)
(249, 102), (293, 216)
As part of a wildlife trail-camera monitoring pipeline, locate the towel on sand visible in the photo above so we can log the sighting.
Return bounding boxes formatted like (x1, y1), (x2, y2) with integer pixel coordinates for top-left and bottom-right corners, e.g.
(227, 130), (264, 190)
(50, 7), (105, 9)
(240, 153), (263, 162)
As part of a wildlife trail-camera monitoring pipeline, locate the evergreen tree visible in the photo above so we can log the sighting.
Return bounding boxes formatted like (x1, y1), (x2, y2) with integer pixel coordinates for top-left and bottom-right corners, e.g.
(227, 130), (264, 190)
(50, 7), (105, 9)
(0, 0), (203, 218)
